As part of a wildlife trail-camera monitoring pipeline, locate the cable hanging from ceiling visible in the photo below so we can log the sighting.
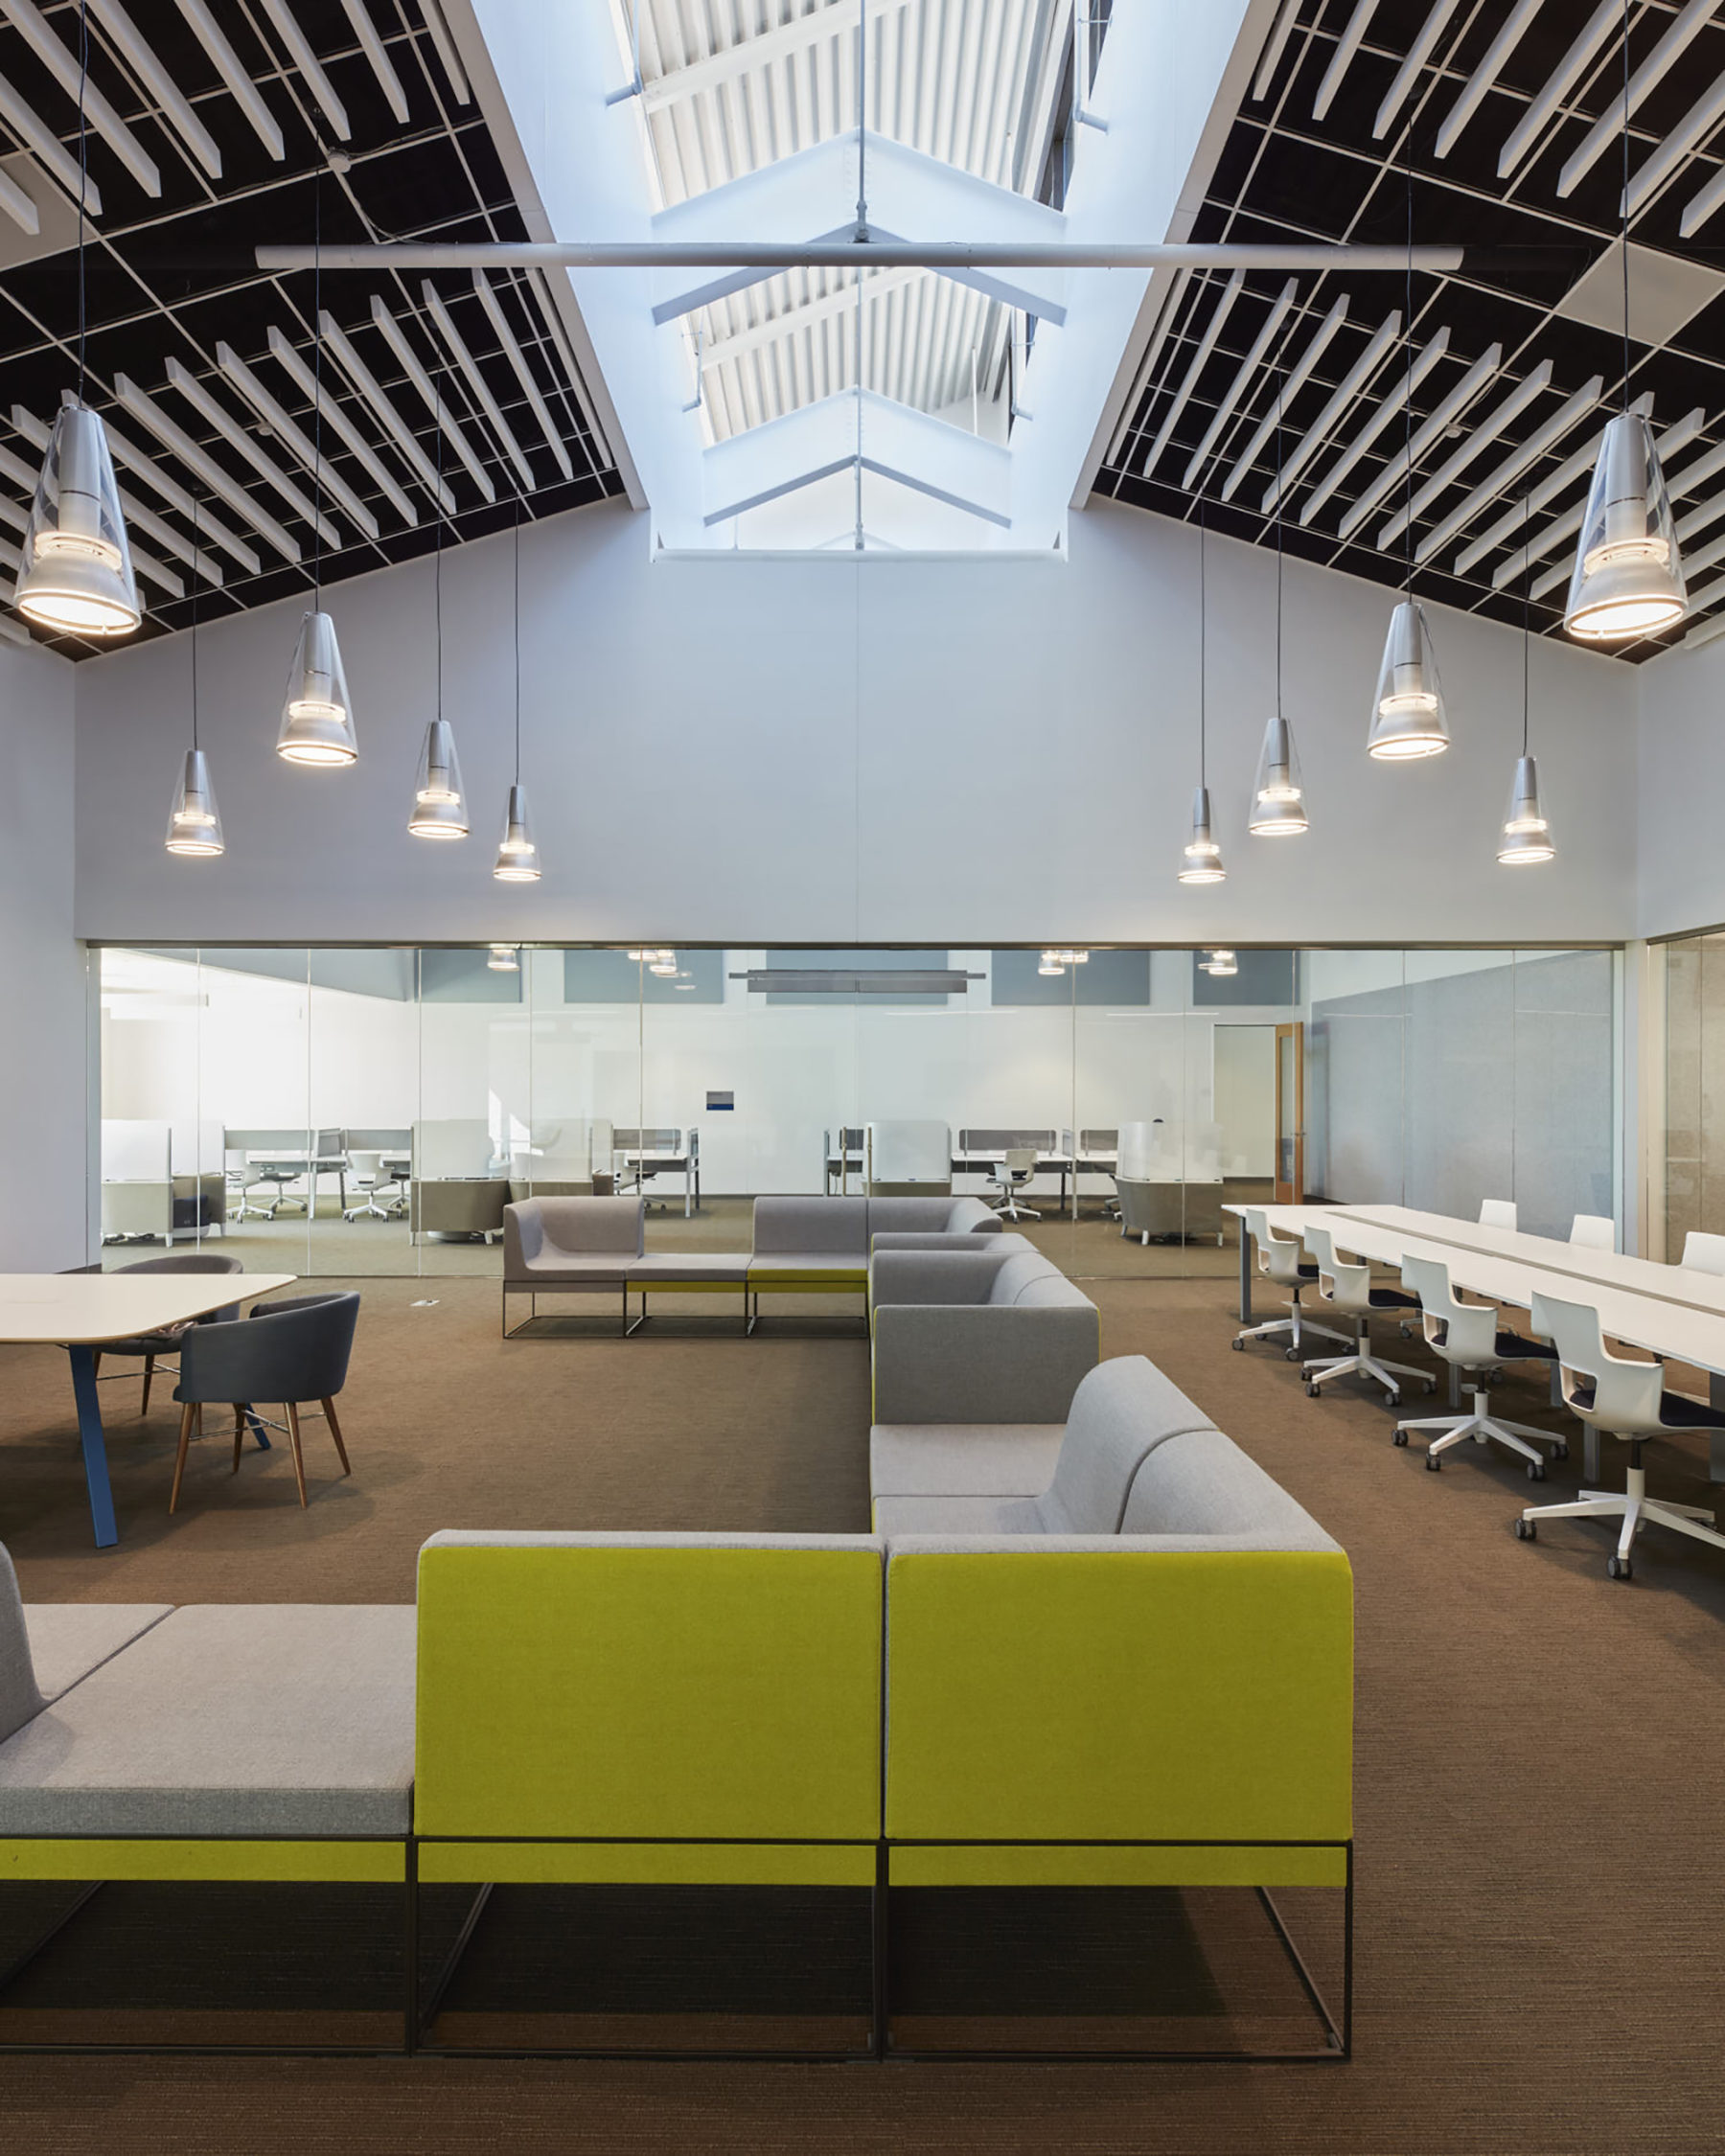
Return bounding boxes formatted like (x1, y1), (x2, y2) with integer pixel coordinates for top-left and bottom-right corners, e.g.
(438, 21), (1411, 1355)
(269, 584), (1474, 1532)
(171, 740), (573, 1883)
(1178, 498), (1226, 885)
(15, 0), (140, 639)
(164, 488), (223, 858)
(1563, 0), (1687, 643)
(1251, 371), (1309, 837)
(279, 165), (358, 766)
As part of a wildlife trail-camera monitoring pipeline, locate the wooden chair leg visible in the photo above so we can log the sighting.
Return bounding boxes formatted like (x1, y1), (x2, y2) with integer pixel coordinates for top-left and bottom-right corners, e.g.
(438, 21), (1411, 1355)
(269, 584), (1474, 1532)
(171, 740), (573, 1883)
(285, 1402), (309, 1508)
(91, 1350), (101, 1380)
(170, 1402), (196, 1512)
(141, 1353), (154, 1416)
(232, 1405), (245, 1473)
(322, 1396), (351, 1476)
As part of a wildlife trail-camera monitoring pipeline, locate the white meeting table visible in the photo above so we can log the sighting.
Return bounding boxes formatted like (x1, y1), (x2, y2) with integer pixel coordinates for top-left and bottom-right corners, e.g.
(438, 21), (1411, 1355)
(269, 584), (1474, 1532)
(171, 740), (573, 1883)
(1223, 1205), (1725, 1484)
(0, 1271), (296, 1548)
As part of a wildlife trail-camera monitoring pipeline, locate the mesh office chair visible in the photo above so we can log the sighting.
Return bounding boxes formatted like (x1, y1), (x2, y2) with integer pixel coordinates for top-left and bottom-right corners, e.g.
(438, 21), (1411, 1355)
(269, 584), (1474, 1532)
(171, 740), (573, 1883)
(987, 1148), (1041, 1222)
(1515, 1290), (1725, 1580)
(1300, 1225), (1434, 1407)
(1479, 1199), (1518, 1230)
(1679, 1230), (1725, 1276)
(1231, 1208), (1350, 1360)
(1391, 1251), (1563, 1478)
(171, 1291), (358, 1513)
(90, 1252), (243, 1416)
(1570, 1214), (1616, 1251)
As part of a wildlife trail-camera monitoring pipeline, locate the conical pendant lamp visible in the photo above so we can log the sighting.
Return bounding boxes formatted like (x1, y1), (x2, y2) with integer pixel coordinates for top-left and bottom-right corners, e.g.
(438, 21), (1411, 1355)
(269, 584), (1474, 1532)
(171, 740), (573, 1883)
(1368, 599), (1450, 759)
(408, 366), (468, 841)
(1177, 507), (1226, 884)
(1500, 501), (1554, 865)
(493, 509), (541, 881)
(1251, 402), (1310, 835)
(165, 493), (221, 857)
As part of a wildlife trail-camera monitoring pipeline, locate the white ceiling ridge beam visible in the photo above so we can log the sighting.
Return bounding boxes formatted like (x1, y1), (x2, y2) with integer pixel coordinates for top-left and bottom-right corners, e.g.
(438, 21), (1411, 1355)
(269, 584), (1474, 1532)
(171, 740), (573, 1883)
(471, 274), (573, 483)
(1558, 0), (1719, 197)
(1181, 279), (1298, 491)
(1680, 147), (1725, 234)
(1259, 308), (1400, 513)
(1137, 269), (1245, 477)
(165, 356), (341, 546)
(1251, 0), (1303, 103)
(0, 0), (159, 195)
(215, 340), (381, 539)
(702, 264), (925, 367)
(173, 0), (284, 159)
(1508, 407), (1710, 592)
(318, 309), (457, 514)
(0, 160), (36, 231)
(641, 0), (913, 114)
(0, 434), (182, 594)
(1299, 328), (1449, 526)
(9, 402), (223, 583)
(339, 0), (410, 124)
(0, 70), (102, 213)
(1416, 374), (1604, 563)
(1456, 390), (1655, 573)
(1373, 0), (1462, 140)
(1627, 66), (1725, 220)
(419, 282), (535, 491)
(91, 404), (262, 573)
(1312, 0), (1382, 123)
(1434, 0), (1543, 158)
(1218, 294), (1350, 503)
(1336, 340), (1501, 540)
(1377, 357), (1553, 548)
(1497, 0), (1619, 178)
(87, 0), (221, 177)
(259, 0), (350, 142)
(265, 325), (420, 525)
(1670, 449), (1725, 539)
(369, 297), (497, 502)
(413, 0), (470, 104)
(114, 373), (301, 562)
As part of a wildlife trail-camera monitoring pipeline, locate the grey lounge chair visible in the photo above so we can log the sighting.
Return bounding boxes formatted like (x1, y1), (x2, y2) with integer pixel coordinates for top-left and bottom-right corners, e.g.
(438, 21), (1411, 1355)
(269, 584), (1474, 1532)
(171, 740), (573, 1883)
(171, 1291), (359, 1513)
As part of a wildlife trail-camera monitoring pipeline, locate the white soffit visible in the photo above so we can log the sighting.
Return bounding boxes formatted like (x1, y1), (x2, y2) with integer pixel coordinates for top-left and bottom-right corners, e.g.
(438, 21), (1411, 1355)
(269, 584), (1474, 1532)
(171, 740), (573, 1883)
(1554, 238), (1725, 349)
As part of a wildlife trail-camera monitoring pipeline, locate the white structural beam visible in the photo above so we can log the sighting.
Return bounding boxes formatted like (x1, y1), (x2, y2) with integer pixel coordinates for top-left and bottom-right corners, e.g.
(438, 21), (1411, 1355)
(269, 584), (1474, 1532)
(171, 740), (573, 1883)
(0, 0), (160, 195)
(0, 159), (36, 231)
(1312, 0), (1381, 122)
(265, 325), (420, 526)
(88, 0), (222, 177)
(646, 133), (1070, 329)
(93, 406), (262, 574)
(1458, 391), (1654, 575)
(1219, 294), (1349, 501)
(1259, 308), (1398, 512)
(114, 374), (301, 562)
(1137, 269), (1245, 476)
(701, 389), (1011, 529)
(1558, 0), (1718, 196)
(340, 0), (410, 123)
(703, 264), (924, 367)
(1498, 0), (1619, 177)
(1181, 279), (1297, 489)
(471, 274), (573, 481)
(419, 282), (535, 490)
(1377, 358), (1552, 548)
(165, 356), (342, 546)
(174, 0), (284, 158)
(216, 340), (382, 538)
(641, 0), (912, 113)
(10, 403), (224, 584)
(369, 297), (497, 501)
(1298, 328), (1448, 526)
(318, 310), (458, 514)
(1373, 0), (1460, 139)
(415, 0), (471, 102)
(0, 71), (102, 213)
(1434, 0), (1542, 157)
(1336, 341), (1501, 539)
(1414, 374), (1603, 563)
(260, 0), (351, 140)
(1625, 67), (1725, 219)
(1250, 0), (1302, 103)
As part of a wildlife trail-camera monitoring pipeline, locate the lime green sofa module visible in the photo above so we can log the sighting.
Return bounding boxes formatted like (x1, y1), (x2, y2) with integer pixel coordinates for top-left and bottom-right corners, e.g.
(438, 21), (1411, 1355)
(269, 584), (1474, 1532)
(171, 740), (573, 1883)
(414, 1530), (885, 1888)
(883, 1537), (1353, 1891)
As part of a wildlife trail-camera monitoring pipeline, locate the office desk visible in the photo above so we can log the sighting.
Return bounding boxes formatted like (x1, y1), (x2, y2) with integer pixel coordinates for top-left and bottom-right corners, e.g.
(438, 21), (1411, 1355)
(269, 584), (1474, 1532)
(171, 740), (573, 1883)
(0, 1271), (296, 1547)
(614, 1147), (700, 1217)
(242, 1153), (351, 1216)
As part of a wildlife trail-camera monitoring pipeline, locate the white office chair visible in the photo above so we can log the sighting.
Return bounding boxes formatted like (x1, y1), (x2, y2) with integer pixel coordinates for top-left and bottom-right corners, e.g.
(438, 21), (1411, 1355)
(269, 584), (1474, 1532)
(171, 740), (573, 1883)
(225, 1155), (272, 1224)
(1391, 1252), (1564, 1479)
(987, 1147), (1041, 1222)
(1516, 1291), (1725, 1580)
(342, 1151), (401, 1222)
(1569, 1213), (1616, 1251)
(1300, 1226), (1435, 1407)
(1232, 1208), (1350, 1360)
(1679, 1229), (1725, 1276)
(1478, 1199), (1518, 1230)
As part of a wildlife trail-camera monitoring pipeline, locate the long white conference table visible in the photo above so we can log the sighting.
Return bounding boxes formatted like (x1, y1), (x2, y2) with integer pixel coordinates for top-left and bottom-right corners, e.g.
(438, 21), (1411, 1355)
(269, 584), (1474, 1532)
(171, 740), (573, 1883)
(0, 1271), (296, 1548)
(1225, 1204), (1725, 1484)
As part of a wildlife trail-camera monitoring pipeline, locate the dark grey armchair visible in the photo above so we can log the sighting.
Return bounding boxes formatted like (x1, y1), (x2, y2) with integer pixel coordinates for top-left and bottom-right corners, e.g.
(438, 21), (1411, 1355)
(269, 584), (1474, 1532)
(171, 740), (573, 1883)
(92, 1252), (244, 1416)
(171, 1291), (360, 1513)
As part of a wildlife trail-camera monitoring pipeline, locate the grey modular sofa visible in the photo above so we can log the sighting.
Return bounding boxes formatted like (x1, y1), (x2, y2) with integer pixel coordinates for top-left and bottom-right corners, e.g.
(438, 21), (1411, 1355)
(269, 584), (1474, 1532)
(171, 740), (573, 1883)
(868, 1243), (1100, 1425)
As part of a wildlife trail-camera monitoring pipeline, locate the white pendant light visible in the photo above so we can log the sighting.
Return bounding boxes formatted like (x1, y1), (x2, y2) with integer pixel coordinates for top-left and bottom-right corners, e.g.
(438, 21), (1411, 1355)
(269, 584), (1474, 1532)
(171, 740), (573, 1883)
(408, 717), (469, 838)
(277, 174), (356, 766)
(1501, 503), (1555, 866)
(1178, 508), (1227, 884)
(165, 493), (221, 857)
(16, 403), (141, 637)
(1565, 8), (1687, 644)
(1368, 599), (1450, 759)
(649, 949), (678, 976)
(487, 943), (519, 972)
(1252, 384), (1310, 835)
(1202, 948), (1238, 976)
(493, 510), (541, 882)
(1038, 951), (1065, 975)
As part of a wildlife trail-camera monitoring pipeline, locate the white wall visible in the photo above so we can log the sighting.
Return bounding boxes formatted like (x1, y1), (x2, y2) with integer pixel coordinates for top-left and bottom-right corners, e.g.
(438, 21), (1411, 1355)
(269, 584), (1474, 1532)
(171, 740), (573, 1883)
(0, 634), (85, 1269)
(1636, 635), (1725, 940)
(73, 498), (1640, 948)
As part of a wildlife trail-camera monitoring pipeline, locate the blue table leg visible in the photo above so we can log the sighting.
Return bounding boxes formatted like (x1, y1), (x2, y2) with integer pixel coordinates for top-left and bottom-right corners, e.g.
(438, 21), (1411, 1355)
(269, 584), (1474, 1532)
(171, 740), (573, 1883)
(66, 1345), (119, 1549)
(244, 1407), (272, 1452)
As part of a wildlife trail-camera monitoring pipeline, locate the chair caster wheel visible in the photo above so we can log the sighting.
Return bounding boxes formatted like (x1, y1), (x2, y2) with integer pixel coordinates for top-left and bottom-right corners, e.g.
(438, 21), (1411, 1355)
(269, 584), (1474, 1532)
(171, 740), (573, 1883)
(1230, 1337), (1245, 1351)
(1305, 1382), (1320, 1397)
(1606, 1554), (1633, 1581)
(1385, 1390), (1401, 1409)
(1552, 1441), (1569, 1459)
(1424, 1451), (1440, 1471)
(1392, 1428), (1409, 1446)
(1514, 1517), (1536, 1540)
(1526, 1459), (1546, 1481)
(1284, 1347), (1300, 1361)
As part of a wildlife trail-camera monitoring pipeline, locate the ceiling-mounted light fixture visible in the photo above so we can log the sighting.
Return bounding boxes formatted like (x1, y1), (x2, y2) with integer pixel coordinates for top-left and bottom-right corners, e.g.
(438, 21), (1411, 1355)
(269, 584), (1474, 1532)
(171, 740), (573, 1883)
(487, 943), (519, 971)
(1039, 951), (1065, 976)
(1202, 948), (1238, 976)
(1565, 6), (1687, 643)
(407, 376), (468, 839)
(15, 7), (138, 639)
(1369, 132), (1450, 763)
(1179, 505), (1227, 884)
(649, 949), (678, 976)
(277, 172), (356, 765)
(1501, 496), (1556, 866)
(165, 491), (222, 857)
(1251, 382), (1310, 835)
(493, 507), (540, 882)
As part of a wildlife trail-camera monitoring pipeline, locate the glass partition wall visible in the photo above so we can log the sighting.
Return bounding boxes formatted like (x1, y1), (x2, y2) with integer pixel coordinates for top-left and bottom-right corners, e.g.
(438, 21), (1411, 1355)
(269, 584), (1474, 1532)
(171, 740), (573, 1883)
(95, 946), (1622, 1279)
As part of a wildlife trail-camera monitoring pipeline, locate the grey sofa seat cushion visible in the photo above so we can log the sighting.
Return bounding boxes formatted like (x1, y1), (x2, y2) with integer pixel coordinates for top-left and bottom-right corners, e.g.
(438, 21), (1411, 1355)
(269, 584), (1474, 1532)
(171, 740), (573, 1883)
(0, 1546), (44, 1746)
(25, 1605), (174, 1705)
(884, 1531), (1335, 1556)
(1037, 1356), (1218, 1534)
(626, 1253), (752, 1283)
(748, 1252), (868, 1276)
(0, 1605), (416, 1839)
(521, 1252), (636, 1283)
(752, 1197), (869, 1259)
(871, 1494), (1045, 1538)
(869, 1424), (1067, 1501)
(1122, 1428), (1341, 1549)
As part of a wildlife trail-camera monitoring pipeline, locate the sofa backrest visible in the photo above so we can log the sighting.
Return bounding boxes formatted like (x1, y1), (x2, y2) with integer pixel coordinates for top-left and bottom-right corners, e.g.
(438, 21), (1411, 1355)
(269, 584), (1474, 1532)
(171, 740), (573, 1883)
(752, 1195), (870, 1258)
(1037, 1356), (1217, 1532)
(414, 1531), (884, 1846)
(1121, 1428), (1340, 1548)
(865, 1195), (1001, 1237)
(984, 1252), (1093, 1308)
(0, 1543), (45, 1745)
(536, 1194), (647, 1257)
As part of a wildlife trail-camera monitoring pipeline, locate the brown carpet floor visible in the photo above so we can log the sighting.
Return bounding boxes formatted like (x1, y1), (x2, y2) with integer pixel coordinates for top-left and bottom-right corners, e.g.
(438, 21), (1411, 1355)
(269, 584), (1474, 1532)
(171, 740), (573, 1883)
(2, 1272), (1724, 2152)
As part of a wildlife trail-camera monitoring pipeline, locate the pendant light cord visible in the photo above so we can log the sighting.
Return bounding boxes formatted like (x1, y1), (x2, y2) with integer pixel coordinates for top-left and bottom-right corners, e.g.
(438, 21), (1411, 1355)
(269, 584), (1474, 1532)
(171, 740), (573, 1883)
(1275, 372), (1284, 709)
(189, 488), (199, 751)
(1197, 496), (1207, 790)
(1521, 490), (1531, 755)
(76, 0), (87, 403)
(1402, 126), (1414, 596)
(433, 394), (444, 723)
(1621, 0), (1632, 409)
(312, 167), (323, 603)
(513, 498), (521, 784)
